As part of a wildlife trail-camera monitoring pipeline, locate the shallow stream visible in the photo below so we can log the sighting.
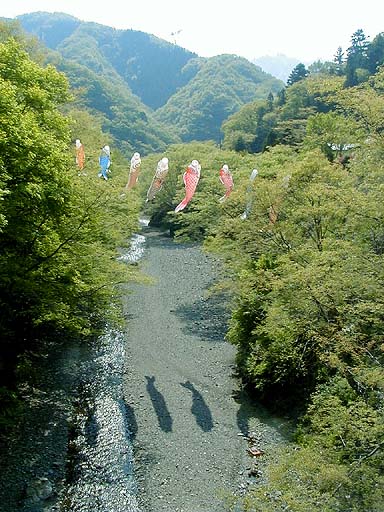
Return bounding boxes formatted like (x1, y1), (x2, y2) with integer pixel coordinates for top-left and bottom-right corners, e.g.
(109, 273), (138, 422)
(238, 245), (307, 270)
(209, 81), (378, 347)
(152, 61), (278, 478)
(0, 227), (147, 512)
(0, 219), (290, 512)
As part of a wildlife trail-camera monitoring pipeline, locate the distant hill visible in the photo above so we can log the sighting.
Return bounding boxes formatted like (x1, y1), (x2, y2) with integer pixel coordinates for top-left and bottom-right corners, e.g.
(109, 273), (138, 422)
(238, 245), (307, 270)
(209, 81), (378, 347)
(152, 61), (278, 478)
(16, 11), (81, 48)
(14, 12), (284, 150)
(155, 54), (284, 142)
(253, 54), (303, 83)
(54, 55), (180, 155)
(17, 12), (199, 109)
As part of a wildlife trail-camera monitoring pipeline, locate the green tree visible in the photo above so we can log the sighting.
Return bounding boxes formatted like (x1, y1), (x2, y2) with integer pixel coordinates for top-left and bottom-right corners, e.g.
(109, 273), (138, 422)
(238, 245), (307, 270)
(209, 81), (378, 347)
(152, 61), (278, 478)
(333, 46), (345, 76)
(367, 32), (384, 74)
(287, 63), (308, 86)
(308, 60), (338, 76)
(345, 29), (370, 86)
(0, 39), (140, 390)
(304, 111), (364, 161)
(276, 87), (286, 106)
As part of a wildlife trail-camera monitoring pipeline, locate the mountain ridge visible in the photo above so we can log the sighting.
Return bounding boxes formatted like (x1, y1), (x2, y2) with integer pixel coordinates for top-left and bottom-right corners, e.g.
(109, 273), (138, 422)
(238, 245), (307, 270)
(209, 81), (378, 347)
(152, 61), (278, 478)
(11, 12), (284, 151)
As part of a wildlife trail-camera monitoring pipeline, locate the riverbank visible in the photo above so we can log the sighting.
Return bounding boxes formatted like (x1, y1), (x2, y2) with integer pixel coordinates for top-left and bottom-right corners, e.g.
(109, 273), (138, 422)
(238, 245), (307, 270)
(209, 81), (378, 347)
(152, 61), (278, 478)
(0, 225), (290, 512)
(121, 226), (290, 512)
(0, 332), (140, 512)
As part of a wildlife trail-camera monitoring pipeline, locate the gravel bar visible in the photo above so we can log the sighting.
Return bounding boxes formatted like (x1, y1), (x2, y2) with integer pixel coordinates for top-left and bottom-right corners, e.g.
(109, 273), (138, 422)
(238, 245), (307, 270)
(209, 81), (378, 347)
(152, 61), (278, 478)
(122, 226), (289, 512)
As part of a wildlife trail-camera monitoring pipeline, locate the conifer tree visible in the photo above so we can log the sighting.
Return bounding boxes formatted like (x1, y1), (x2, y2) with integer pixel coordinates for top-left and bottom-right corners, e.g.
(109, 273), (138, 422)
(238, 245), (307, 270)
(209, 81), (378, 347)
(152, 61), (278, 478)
(333, 46), (345, 76)
(345, 29), (370, 86)
(287, 63), (308, 86)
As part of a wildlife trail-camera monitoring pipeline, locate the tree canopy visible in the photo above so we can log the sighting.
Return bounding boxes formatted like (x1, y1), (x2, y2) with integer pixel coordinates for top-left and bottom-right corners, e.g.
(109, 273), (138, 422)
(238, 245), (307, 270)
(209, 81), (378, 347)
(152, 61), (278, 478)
(142, 66), (384, 511)
(0, 18), (383, 511)
(0, 35), (140, 393)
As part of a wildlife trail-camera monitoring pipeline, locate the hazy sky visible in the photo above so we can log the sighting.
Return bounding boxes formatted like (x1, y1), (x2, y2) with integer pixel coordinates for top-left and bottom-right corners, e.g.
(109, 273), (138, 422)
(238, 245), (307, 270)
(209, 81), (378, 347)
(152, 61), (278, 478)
(1, 0), (383, 63)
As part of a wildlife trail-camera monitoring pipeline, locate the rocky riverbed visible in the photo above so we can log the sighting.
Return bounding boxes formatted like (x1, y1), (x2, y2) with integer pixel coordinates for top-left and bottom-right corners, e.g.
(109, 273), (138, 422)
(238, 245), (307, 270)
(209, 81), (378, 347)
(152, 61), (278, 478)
(0, 224), (291, 512)
(120, 226), (291, 512)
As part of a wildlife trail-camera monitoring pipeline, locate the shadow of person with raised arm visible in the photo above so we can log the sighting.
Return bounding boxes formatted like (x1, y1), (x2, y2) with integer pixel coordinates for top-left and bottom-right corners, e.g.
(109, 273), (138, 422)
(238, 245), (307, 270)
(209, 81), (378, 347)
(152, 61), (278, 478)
(180, 381), (213, 432)
(145, 376), (173, 432)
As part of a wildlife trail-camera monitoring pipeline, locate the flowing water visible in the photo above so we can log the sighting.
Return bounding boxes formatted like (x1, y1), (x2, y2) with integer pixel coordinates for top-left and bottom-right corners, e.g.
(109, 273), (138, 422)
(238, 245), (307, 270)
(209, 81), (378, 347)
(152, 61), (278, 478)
(56, 332), (138, 512)
(0, 218), (290, 512)
(57, 228), (148, 512)
(0, 226), (147, 512)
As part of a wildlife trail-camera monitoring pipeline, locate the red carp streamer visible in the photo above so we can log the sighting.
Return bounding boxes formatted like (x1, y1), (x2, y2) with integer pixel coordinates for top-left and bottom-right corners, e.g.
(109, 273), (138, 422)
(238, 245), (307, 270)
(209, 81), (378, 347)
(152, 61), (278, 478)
(174, 160), (201, 212)
(218, 164), (233, 202)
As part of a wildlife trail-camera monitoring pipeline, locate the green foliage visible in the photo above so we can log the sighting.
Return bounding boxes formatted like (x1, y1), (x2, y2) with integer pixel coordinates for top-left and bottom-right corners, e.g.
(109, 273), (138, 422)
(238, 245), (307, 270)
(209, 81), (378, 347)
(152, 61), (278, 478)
(0, 386), (23, 435)
(2, 16), (384, 508)
(6, 15), (180, 156)
(14, 14), (285, 153)
(335, 67), (384, 139)
(18, 12), (198, 110)
(50, 51), (180, 155)
(0, 38), (141, 392)
(222, 75), (347, 153)
(154, 55), (283, 143)
(238, 378), (384, 512)
(308, 59), (340, 76)
(304, 112), (364, 161)
(345, 29), (370, 86)
(367, 32), (384, 74)
(138, 81), (384, 507)
(17, 12), (81, 50)
(136, 141), (261, 240)
(287, 63), (308, 86)
(202, 72), (384, 509)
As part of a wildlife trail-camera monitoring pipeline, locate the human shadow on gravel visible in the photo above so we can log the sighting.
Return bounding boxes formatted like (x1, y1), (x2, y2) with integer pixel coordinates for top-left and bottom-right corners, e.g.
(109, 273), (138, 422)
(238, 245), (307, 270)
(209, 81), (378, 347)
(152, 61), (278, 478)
(145, 376), (173, 432)
(180, 381), (214, 432)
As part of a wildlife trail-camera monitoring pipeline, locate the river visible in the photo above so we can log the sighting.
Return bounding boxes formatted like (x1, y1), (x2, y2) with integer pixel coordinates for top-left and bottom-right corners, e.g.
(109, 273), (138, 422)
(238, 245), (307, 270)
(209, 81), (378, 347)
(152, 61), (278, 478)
(0, 221), (290, 512)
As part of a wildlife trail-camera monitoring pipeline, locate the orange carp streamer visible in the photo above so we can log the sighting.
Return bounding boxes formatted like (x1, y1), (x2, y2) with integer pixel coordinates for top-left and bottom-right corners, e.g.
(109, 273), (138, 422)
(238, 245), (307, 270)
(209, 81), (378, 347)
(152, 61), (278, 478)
(146, 157), (169, 202)
(174, 160), (201, 212)
(75, 139), (85, 170)
(126, 152), (141, 190)
(218, 164), (233, 203)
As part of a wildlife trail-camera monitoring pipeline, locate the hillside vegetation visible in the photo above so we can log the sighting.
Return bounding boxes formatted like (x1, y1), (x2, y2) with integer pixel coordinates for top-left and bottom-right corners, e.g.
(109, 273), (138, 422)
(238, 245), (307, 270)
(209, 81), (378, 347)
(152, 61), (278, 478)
(133, 31), (384, 509)
(154, 54), (283, 143)
(0, 26), (142, 432)
(17, 11), (198, 109)
(15, 12), (283, 152)
(0, 16), (383, 511)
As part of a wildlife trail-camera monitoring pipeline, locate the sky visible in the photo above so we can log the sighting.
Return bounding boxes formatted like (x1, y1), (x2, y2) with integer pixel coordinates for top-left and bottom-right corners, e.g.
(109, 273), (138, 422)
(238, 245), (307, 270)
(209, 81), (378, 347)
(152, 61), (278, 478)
(1, 0), (383, 64)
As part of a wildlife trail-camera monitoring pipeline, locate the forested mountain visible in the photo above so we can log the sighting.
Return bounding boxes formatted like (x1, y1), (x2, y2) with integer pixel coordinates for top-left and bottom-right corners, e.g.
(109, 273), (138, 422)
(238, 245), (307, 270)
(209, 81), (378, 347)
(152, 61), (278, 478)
(17, 11), (198, 109)
(0, 14), (179, 155)
(2, 13), (383, 512)
(12, 12), (283, 151)
(154, 54), (283, 143)
(52, 55), (180, 155)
